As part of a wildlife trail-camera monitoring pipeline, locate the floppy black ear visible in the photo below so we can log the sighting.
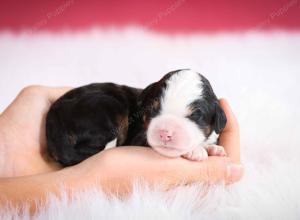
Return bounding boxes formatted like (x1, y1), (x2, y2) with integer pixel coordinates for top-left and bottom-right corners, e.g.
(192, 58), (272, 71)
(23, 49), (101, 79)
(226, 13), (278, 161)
(137, 82), (158, 107)
(214, 103), (227, 134)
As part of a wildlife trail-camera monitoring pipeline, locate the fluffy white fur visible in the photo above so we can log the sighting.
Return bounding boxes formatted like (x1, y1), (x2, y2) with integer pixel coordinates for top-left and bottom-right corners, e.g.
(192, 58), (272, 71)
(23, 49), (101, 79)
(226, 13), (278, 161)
(0, 28), (300, 219)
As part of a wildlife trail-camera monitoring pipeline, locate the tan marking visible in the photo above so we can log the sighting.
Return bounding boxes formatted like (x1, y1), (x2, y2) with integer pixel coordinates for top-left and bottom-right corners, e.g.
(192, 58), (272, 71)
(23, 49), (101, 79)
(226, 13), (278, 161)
(116, 115), (128, 146)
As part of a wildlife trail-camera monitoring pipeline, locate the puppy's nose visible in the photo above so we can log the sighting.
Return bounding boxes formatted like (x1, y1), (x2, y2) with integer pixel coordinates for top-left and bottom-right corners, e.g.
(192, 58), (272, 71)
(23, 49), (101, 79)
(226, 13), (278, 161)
(159, 129), (173, 143)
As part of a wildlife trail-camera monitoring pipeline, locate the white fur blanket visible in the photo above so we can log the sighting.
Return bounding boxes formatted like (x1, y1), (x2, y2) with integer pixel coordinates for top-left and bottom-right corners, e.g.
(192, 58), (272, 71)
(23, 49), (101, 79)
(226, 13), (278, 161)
(0, 29), (300, 219)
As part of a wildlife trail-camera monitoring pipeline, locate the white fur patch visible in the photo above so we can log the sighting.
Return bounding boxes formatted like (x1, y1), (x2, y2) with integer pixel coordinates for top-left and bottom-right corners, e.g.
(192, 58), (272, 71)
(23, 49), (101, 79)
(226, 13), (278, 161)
(104, 138), (117, 150)
(204, 131), (219, 146)
(160, 70), (203, 116)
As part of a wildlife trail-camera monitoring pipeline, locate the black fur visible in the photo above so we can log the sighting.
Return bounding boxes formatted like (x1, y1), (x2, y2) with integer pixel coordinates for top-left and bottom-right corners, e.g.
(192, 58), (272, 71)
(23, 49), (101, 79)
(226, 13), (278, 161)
(188, 73), (227, 136)
(46, 83), (141, 166)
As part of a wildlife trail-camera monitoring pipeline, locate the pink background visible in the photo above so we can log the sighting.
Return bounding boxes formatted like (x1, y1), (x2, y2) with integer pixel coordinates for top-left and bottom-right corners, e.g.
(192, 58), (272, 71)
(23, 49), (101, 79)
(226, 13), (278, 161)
(0, 0), (300, 33)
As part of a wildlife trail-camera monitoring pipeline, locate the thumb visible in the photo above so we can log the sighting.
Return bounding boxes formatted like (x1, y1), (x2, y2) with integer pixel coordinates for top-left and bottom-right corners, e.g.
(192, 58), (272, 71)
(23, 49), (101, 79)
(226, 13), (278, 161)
(188, 157), (244, 184)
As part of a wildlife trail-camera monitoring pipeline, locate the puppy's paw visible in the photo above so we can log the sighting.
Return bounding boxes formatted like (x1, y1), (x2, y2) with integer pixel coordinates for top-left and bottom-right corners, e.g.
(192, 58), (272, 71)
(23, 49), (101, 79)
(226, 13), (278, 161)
(182, 147), (208, 161)
(206, 145), (227, 157)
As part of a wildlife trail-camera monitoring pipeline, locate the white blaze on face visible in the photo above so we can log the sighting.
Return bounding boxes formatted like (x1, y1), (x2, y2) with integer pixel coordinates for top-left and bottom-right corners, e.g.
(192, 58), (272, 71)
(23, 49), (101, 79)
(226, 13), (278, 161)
(160, 70), (203, 116)
(147, 70), (208, 157)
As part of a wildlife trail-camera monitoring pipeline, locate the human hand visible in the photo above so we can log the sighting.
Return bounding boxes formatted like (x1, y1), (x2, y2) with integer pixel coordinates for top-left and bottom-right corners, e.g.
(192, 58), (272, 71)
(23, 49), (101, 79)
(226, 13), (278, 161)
(0, 86), (72, 177)
(72, 98), (243, 193)
(0, 89), (242, 213)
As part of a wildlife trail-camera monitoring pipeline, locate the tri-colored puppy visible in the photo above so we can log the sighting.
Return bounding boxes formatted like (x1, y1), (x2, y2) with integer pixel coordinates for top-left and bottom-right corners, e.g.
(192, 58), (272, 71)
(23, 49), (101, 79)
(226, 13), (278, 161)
(46, 69), (227, 166)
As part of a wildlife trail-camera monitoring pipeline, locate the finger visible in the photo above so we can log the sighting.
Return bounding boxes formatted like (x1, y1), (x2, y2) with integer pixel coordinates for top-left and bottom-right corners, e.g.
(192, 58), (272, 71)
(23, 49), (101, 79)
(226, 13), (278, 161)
(0, 85), (48, 119)
(218, 98), (241, 163)
(45, 86), (73, 104)
(1, 85), (72, 116)
(184, 157), (244, 184)
(206, 145), (227, 157)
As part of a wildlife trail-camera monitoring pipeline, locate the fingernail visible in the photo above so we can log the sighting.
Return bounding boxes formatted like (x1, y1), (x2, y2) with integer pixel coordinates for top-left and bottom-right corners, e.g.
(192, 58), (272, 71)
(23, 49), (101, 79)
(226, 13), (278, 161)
(226, 163), (243, 183)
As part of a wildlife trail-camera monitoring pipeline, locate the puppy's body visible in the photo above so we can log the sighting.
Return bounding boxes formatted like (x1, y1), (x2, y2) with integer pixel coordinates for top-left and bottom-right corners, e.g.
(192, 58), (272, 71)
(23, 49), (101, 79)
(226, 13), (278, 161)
(47, 69), (226, 165)
(46, 83), (141, 166)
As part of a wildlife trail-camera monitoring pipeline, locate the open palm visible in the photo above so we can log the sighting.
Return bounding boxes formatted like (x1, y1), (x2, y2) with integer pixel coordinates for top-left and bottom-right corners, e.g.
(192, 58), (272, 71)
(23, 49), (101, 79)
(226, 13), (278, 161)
(0, 86), (242, 186)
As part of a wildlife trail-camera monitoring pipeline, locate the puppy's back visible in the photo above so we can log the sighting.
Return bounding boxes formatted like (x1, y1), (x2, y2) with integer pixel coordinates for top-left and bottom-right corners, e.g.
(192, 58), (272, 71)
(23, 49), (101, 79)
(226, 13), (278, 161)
(46, 83), (141, 166)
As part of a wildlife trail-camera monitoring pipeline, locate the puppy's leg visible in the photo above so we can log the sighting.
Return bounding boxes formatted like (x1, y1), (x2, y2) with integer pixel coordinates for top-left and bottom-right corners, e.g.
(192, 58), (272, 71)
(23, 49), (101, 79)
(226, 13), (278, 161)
(206, 144), (227, 157)
(182, 147), (208, 161)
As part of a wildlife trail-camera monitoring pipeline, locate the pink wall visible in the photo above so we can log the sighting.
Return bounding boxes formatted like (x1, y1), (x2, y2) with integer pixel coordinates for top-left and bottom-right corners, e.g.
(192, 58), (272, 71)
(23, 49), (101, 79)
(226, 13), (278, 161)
(0, 0), (299, 33)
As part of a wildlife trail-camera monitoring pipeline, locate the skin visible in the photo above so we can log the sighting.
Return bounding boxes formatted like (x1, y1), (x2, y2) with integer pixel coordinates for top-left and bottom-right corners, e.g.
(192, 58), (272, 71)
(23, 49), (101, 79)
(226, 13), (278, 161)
(0, 86), (243, 214)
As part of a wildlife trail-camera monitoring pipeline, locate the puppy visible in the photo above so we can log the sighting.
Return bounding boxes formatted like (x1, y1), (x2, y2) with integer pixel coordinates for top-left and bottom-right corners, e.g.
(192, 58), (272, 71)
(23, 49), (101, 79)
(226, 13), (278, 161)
(128, 69), (227, 161)
(46, 83), (141, 166)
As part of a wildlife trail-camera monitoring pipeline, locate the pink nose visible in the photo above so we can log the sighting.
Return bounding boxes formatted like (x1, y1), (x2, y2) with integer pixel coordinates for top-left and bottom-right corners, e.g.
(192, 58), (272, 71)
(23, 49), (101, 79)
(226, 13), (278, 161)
(159, 129), (173, 142)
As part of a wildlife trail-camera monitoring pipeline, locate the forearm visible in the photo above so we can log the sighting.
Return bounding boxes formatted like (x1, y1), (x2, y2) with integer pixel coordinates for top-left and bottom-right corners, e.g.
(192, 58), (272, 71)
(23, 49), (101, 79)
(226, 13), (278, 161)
(0, 147), (242, 215)
(0, 167), (79, 214)
(0, 160), (133, 214)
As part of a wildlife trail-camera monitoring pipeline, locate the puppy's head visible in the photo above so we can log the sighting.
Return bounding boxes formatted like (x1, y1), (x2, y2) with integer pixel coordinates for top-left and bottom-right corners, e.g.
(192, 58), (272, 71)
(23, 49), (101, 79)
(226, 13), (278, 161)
(138, 69), (227, 157)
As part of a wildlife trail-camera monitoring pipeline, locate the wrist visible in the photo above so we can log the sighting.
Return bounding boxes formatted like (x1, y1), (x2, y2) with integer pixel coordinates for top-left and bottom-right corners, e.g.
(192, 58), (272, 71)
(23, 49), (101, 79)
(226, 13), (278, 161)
(61, 155), (108, 191)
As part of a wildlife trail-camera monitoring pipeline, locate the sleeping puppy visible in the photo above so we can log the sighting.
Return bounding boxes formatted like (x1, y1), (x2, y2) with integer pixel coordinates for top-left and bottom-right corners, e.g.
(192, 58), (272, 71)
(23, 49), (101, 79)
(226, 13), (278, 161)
(128, 69), (227, 161)
(47, 70), (226, 165)
(46, 83), (141, 166)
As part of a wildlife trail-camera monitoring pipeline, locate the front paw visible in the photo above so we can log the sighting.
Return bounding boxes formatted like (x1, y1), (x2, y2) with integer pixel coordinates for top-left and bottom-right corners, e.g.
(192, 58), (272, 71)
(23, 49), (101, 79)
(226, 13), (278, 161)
(182, 147), (208, 161)
(206, 144), (227, 157)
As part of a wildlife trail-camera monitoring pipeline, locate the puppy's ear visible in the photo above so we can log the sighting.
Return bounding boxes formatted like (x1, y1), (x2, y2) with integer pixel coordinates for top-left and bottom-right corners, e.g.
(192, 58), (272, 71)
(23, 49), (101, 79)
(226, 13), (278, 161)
(213, 102), (227, 134)
(138, 82), (158, 107)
